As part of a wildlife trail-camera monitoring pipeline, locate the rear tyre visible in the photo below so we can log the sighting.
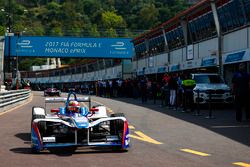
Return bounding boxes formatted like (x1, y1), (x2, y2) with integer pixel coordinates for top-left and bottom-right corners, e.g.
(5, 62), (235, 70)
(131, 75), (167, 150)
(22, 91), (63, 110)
(110, 113), (126, 150)
(110, 113), (125, 135)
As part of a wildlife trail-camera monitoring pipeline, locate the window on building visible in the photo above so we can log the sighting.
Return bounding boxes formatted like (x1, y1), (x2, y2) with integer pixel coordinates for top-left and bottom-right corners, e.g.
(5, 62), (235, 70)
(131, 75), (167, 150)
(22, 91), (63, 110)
(165, 26), (185, 50)
(134, 42), (147, 59)
(218, 1), (246, 33)
(188, 11), (216, 43)
(243, 0), (250, 23)
(148, 35), (165, 55)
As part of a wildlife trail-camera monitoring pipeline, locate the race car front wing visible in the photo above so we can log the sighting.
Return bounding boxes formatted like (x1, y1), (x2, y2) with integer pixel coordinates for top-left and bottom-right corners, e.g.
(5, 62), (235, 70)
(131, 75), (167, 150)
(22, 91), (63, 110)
(31, 117), (130, 152)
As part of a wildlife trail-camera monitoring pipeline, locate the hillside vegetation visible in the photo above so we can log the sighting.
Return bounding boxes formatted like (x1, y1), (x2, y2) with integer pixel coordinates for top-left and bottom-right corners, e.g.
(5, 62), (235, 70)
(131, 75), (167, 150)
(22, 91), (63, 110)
(0, 0), (189, 70)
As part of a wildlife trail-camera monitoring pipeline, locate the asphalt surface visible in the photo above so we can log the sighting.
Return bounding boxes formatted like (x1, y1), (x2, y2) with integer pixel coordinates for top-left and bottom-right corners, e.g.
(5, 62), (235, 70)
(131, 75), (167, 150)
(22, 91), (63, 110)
(0, 91), (249, 167)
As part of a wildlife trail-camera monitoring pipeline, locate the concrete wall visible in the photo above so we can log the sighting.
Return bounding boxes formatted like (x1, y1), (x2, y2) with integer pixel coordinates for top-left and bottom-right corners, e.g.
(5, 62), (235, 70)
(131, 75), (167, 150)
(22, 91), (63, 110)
(198, 38), (218, 58)
(156, 53), (168, 66)
(170, 49), (182, 64)
(223, 28), (248, 53)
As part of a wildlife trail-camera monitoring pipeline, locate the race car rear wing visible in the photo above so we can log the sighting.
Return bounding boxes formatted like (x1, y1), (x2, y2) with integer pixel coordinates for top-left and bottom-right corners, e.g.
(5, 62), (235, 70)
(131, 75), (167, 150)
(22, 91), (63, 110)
(45, 97), (90, 103)
(45, 96), (91, 108)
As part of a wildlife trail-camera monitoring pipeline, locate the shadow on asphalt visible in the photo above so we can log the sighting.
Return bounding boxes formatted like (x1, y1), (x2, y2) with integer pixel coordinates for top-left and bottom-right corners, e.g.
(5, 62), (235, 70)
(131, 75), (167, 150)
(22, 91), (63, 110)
(12, 133), (127, 155)
(10, 146), (127, 156)
(104, 96), (250, 147)
(15, 133), (31, 143)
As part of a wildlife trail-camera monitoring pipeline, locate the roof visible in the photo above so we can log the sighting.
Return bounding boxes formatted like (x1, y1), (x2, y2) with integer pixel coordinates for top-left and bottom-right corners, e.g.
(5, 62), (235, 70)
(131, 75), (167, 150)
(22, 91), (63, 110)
(132, 0), (229, 43)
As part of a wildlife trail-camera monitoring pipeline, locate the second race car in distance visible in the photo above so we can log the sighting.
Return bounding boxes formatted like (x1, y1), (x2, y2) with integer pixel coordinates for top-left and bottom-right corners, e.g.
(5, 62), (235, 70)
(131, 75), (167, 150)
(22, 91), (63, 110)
(44, 88), (61, 97)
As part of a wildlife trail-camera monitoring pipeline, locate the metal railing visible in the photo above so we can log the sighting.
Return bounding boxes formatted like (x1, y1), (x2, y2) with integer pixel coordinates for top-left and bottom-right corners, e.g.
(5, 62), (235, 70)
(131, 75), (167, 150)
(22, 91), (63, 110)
(0, 89), (31, 108)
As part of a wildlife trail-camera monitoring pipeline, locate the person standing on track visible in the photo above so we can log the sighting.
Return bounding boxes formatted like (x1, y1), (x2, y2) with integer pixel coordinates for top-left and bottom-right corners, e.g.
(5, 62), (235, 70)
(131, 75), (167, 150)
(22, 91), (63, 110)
(232, 63), (250, 122)
(182, 74), (196, 112)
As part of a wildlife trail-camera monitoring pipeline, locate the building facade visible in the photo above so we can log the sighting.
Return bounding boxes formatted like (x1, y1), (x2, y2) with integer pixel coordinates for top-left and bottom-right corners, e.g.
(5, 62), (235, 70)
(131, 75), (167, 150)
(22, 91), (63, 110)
(132, 0), (250, 86)
(19, 0), (250, 89)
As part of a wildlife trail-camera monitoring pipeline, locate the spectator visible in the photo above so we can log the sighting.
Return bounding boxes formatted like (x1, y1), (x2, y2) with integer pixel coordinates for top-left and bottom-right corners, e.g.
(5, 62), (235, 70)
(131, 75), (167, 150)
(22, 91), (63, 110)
(112, 79), (118, 97)
(182, 74), (196, 112)
(232, 63), (250, 122)
(151, 81), (158, 104)
(176, 74), (184, 110)
(168, 74), (178, 109)
(161, 80), (169, 107)
(140, 77), (148, 103)
(117, 79), (123, 97)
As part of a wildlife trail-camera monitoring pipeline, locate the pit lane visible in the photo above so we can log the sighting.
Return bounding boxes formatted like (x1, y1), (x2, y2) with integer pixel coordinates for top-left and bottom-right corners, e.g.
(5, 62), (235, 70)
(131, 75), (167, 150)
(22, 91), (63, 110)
(0, 91), (249, 167)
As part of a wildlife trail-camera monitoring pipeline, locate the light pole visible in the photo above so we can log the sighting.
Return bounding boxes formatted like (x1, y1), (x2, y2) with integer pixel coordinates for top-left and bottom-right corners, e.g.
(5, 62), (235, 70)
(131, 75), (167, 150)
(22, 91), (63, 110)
(7, 0), (11, 75)
(15, 31), (21, 89)
(1, 0), (12, 88)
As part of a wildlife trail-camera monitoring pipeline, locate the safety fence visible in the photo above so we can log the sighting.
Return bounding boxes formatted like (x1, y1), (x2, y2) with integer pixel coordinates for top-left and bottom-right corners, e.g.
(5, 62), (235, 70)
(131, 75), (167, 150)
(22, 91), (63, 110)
(0, 89), (31, 110)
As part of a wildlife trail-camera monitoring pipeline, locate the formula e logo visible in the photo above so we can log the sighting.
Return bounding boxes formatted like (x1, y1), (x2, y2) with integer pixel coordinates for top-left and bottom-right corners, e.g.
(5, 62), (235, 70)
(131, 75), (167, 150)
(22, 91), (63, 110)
(111, 42), (126, 50)
(17, 40), (33, 48)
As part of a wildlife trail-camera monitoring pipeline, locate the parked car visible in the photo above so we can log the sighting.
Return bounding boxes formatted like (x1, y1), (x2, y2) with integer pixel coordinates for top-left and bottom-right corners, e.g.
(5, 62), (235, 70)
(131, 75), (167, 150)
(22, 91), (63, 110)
(192, 73), (233, 104)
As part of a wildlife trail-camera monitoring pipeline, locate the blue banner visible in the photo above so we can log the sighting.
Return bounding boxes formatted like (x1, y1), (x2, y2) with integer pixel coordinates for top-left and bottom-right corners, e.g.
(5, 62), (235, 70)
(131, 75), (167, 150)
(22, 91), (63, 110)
(157, 66), (167, 73)
(170, 64), (180, 72)
(225, 51), (245, 63)
(4, 36), (133, 59)
(201, 58), (216, 67)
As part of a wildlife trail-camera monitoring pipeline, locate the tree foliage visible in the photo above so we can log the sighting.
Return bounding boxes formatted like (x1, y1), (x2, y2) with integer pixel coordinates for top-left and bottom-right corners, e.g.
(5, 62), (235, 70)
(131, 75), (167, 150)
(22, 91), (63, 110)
(0, 0), (189, 69)
(0, 0), (189, 37)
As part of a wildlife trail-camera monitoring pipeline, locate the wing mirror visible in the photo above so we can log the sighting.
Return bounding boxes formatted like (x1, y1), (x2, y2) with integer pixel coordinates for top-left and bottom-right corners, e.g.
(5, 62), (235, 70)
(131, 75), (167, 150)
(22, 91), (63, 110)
(51, 108), (60, 113)
(89, 108), (99, 112)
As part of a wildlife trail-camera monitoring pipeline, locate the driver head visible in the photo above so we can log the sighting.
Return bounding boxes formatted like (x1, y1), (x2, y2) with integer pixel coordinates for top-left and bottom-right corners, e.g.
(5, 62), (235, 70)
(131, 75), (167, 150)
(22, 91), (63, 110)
(68, 100), (80, 112)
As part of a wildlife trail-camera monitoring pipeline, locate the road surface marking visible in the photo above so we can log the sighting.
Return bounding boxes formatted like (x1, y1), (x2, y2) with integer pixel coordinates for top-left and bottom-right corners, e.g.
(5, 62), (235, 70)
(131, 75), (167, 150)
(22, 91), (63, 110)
(106, 108), (113, 114)
(233, 162), (250, 167)
(91, 99), (163, 145)
(91, 100), (114, 114)
(92, 100), (105, 106)
(129, 125), (135, 129)
(180, 149), (211, 156)
(0, 93), (33, 116)
(211, 125), (250, 128)
(129, 131), (163, 145)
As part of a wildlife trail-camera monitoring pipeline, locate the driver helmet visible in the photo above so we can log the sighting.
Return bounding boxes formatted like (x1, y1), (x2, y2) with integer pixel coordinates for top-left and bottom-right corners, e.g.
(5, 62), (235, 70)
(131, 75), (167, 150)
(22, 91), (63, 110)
(67, 100), (80, 112)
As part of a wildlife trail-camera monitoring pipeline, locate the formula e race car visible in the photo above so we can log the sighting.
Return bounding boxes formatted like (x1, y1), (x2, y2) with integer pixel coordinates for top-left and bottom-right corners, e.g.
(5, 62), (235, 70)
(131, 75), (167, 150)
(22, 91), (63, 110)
(31, 92), (130, 153)
(44, 88), (61, 97)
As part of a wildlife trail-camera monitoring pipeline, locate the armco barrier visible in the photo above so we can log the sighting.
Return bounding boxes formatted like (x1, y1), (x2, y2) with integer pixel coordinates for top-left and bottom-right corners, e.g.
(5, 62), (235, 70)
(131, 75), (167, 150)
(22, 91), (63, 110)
(0, 89), (31, 112)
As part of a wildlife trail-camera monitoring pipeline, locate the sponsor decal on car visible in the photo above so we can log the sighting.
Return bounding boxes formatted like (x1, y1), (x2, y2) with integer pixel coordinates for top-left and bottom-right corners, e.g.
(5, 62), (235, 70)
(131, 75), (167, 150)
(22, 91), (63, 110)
(43, 137), (56, 143)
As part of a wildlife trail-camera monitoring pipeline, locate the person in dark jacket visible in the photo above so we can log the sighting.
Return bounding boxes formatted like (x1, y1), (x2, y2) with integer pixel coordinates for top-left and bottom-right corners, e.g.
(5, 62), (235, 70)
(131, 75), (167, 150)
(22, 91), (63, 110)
(140, 77), (148, 103)
(182, 74), (196, 112)
(232, 63), (250, 122)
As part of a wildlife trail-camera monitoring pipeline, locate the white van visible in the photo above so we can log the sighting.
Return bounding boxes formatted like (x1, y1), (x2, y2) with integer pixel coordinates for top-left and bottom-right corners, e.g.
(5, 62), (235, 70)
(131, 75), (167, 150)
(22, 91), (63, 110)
(192, 73), (233, 104)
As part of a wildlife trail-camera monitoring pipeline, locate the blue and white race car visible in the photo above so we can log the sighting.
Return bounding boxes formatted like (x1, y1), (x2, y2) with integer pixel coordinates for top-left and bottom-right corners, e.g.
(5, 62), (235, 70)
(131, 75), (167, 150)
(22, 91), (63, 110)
(31, 92), (130, 153)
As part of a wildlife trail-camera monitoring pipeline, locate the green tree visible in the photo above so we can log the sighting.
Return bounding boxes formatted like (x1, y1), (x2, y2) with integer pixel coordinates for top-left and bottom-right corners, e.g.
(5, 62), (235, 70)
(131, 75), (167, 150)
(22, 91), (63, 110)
(103, 28), (118, 38)
(2, 0), (191, 69)
(101, 11), (125, 29)
(0, 26), (5, 35)
(49, 26), (63, 36)
(89, 24), (101, 37)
